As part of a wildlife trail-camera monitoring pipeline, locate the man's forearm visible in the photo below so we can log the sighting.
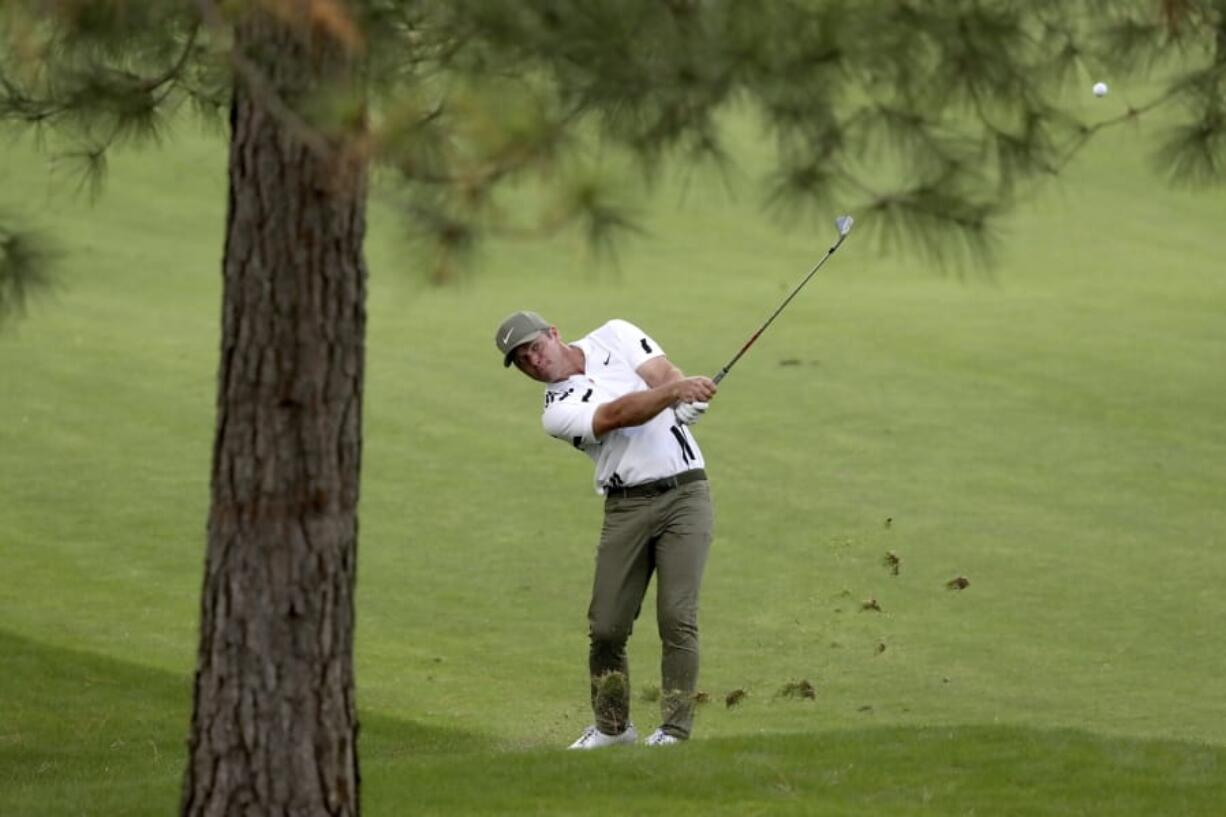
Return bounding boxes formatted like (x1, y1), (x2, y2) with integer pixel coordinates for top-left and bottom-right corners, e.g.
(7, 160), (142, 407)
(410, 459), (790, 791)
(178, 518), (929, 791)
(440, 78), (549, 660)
(637, 356), (686, 389)
(593, 383), (679, 437)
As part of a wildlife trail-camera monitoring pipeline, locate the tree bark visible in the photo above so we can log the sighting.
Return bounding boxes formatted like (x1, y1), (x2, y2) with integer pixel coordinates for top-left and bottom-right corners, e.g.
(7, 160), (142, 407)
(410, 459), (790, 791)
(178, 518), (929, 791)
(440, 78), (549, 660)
(182, 9), (367, 816)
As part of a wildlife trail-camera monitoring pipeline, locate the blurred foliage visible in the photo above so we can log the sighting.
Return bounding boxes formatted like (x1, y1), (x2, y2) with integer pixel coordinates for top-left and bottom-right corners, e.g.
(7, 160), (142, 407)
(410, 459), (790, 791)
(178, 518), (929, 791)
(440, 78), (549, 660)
(1, 0), (1224, 310)
(0, 218), (57, 325)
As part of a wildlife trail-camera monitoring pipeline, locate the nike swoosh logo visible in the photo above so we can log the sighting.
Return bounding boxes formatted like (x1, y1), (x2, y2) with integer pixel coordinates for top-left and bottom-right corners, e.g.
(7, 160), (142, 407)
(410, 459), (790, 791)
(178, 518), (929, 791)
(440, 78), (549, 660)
(603, 352), (611, 365)
(502, 327), (514, 344)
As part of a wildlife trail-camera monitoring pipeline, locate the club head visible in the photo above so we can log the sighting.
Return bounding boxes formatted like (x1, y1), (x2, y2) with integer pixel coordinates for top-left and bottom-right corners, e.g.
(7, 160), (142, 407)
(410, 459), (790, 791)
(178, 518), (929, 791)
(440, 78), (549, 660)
(835, 215), (855, 237)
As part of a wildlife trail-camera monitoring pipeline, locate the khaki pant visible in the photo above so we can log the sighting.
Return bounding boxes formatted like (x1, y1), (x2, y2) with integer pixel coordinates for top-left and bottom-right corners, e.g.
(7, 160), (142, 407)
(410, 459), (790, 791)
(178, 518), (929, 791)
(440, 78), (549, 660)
(587, 479), (714, 739)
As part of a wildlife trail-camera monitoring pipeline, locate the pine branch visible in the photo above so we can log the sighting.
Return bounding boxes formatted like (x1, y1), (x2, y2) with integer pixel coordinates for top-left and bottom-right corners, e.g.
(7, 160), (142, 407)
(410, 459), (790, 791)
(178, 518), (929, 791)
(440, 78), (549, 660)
(4, 0), (1223, 281)
(1053, 89), (1181, 172)
(863, 186), (1001, 272)
(0, 220), (57, 325)
(1152, 62), (1226, 186)
(194, 0), (334, 161)
(0, 24), (200, 128)
(142, 24), (200, 94)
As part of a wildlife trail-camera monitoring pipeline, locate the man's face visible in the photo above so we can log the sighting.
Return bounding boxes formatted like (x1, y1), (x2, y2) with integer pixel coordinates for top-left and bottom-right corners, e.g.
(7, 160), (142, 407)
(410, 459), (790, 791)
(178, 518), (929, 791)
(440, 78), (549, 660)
(512, 328), (563, 382)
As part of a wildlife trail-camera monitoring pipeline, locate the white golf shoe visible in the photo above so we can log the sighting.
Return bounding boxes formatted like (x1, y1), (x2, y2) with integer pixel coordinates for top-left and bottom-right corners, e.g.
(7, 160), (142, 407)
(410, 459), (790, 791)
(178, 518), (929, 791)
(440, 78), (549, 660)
(644, 729), (682, 746)
(567, 723), (638, 750)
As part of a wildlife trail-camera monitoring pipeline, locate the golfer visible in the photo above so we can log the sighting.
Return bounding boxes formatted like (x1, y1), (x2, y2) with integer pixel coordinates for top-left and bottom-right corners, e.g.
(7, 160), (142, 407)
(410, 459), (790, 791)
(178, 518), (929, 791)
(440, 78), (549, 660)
(496, 310), (717, 748)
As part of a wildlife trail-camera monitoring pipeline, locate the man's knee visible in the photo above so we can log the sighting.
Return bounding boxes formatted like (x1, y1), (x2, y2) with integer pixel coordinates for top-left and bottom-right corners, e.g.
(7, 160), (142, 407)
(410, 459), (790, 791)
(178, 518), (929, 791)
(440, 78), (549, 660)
(657, 605), (698, 647)
(589, 621), (633, 649)
(588, 598), (641, 647)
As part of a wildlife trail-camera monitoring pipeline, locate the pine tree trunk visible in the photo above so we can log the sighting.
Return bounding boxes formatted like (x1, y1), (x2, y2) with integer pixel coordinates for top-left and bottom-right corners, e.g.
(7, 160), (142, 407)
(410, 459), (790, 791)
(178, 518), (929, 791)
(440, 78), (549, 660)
(182, 9), (367, 816)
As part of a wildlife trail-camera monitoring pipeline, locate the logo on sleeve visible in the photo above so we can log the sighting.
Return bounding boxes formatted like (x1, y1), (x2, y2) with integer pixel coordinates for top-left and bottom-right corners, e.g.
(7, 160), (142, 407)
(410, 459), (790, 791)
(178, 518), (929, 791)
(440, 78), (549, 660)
(544, 387), (575, 407)
(640, 338), (653, 354)
(603, 351), (612, 365)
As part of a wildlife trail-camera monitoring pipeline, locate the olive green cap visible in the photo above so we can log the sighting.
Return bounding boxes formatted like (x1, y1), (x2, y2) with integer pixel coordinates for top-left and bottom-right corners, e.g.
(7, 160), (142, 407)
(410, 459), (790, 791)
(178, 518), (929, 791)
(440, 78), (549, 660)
(495, 310), (550, 367)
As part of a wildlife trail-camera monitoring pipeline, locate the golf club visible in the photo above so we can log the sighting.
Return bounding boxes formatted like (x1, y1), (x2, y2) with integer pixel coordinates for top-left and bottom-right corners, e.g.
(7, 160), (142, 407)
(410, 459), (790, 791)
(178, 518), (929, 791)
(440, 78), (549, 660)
(712, 214), (855, 385)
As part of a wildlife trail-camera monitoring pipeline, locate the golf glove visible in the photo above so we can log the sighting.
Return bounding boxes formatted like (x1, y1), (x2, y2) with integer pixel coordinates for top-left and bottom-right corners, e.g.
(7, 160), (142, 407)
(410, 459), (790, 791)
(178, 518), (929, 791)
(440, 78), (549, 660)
(674, 401), (709, 426)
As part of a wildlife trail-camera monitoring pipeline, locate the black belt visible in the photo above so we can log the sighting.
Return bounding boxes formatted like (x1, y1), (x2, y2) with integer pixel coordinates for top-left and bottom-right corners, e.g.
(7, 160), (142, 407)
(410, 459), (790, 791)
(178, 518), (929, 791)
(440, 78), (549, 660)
(604, 468), (706, 499)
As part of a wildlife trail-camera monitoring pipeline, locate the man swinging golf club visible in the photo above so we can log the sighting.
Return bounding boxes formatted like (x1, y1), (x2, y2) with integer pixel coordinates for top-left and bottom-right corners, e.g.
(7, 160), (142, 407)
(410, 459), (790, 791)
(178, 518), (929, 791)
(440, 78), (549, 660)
(494, 218), (855, 749)
(497, 311), (717, 748)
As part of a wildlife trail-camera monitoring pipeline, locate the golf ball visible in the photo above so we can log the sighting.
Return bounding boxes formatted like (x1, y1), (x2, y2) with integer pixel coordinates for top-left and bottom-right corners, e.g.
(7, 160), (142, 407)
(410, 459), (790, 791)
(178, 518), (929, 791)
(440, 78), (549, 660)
(1093, 81), (1109, 97)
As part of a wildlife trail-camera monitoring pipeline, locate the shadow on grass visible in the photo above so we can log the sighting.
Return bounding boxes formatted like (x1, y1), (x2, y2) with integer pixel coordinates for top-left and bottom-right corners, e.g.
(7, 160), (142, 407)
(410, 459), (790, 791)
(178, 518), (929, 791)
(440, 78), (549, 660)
(3, 628), (1223, 817)
(0, 628), (490, 816)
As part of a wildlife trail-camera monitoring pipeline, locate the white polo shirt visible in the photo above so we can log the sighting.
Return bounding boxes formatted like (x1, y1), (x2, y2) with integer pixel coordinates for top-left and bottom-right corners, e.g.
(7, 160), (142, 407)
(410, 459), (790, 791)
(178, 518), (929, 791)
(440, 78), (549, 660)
(541, 319), (705, 495)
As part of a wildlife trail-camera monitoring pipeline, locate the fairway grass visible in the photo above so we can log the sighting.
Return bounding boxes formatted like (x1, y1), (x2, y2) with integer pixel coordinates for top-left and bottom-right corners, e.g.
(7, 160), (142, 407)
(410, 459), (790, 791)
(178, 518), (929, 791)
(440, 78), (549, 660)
(3, 106), (1225, 815)
(5, 630), (1224, 816)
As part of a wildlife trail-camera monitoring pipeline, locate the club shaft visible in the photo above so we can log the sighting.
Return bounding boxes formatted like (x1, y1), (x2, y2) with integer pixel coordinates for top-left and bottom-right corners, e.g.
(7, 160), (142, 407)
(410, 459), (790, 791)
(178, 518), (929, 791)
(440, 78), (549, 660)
(712, 233), (848, 385)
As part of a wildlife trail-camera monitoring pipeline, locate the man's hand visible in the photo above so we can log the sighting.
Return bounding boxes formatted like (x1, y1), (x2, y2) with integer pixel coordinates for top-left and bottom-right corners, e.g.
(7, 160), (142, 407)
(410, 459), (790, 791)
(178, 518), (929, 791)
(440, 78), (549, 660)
(671, 376), (715, 426)
(674, 401), (709, 426)
(593, 374), (716, 437)
(671, 376), (717, 404)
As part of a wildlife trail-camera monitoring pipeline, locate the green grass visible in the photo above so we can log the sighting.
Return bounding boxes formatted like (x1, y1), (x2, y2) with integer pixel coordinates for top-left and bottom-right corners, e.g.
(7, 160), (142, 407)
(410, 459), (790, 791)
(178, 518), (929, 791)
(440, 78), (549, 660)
(5, 631), (1224, 816)
(2, 101), (1226, 815)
